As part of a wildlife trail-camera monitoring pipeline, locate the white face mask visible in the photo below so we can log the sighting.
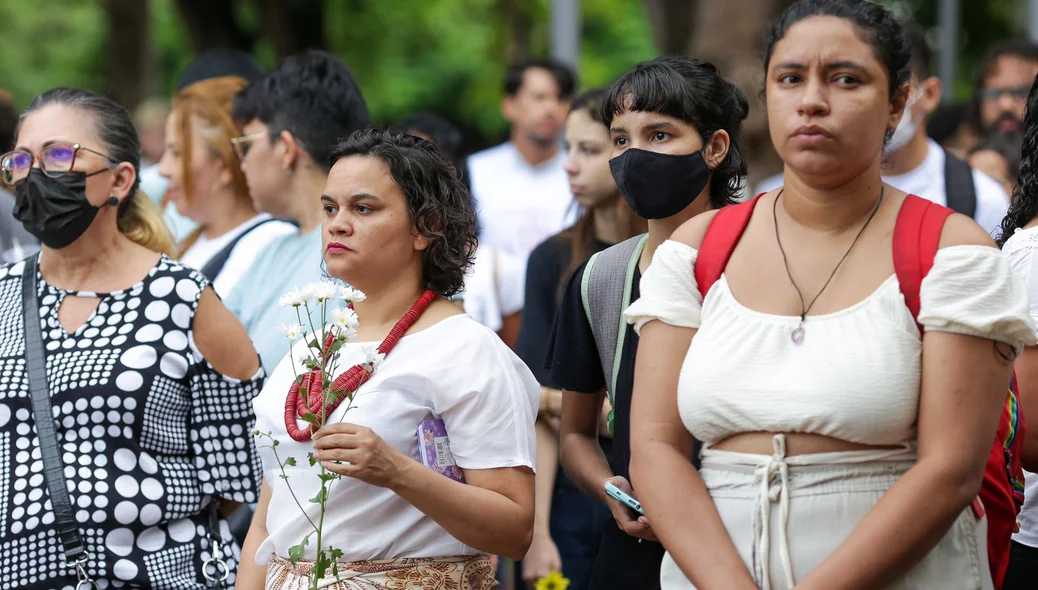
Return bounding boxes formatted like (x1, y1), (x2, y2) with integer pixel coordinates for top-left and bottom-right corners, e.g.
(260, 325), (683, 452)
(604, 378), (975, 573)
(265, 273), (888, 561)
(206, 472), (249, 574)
(885, 90), (921, 153)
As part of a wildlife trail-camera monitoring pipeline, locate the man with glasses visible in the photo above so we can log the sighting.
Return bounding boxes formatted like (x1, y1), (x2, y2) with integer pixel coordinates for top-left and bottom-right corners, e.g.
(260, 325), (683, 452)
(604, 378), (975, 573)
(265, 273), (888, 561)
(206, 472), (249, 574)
(223, 50), (370, 372)
(969, 39), (1038, 137)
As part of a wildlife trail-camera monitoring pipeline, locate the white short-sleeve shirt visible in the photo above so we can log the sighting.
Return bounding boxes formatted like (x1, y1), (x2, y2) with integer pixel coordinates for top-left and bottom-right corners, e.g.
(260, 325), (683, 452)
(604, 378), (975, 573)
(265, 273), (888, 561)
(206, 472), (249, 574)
(252, 314), (540, 563)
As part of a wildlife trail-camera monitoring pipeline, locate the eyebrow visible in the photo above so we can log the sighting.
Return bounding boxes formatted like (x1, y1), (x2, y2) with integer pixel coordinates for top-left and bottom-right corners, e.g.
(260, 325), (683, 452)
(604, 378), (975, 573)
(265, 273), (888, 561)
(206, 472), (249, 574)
(321, 193), (382, 204)
(773, 60), (869, 74)
(608, 126), (626, 135)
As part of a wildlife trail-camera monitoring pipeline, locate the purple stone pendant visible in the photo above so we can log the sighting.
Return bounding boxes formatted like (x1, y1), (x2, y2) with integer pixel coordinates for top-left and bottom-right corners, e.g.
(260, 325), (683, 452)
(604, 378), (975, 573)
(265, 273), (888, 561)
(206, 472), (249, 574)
(791, 324), (805, 345)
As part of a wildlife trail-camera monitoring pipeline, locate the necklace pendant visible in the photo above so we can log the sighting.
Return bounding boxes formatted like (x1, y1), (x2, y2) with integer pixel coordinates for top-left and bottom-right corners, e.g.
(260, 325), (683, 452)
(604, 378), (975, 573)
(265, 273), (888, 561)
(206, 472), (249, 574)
(791, 324), (805, 345)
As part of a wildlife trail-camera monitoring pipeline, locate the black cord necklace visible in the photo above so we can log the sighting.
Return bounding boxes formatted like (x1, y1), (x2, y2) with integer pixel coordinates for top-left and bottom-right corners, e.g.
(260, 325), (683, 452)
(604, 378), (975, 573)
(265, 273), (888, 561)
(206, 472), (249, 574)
(773, 187), (884, 345)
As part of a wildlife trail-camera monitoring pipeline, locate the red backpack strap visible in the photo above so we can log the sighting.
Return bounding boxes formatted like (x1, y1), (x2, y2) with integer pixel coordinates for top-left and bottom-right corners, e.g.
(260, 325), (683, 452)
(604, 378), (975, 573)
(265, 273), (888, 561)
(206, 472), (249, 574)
(892, 194), (954, 332)
(694, 194), (764, 298)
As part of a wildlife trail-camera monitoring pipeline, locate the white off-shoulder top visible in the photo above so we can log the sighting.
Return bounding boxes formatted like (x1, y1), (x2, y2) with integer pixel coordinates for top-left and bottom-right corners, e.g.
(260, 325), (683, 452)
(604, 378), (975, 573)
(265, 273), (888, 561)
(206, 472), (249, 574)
(624, 241), (1037, 447)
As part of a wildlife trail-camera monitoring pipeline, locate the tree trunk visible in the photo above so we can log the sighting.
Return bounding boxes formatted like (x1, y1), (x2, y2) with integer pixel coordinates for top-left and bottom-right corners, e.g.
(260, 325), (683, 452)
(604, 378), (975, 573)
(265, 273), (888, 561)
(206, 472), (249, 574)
(259, 0), (327, 59)
(105, 0), (150, 111)
(501, 0), (532, 62)
(174, 0), (255, 52)
(643, 0), (695, 56)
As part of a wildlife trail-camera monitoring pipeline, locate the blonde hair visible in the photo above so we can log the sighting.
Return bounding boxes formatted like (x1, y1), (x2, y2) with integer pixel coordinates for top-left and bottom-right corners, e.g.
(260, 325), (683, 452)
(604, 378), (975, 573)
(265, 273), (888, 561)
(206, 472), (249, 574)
(118, 189), (176, 256)
(165, 76), (252, 255)
(22, 88), (175, 256)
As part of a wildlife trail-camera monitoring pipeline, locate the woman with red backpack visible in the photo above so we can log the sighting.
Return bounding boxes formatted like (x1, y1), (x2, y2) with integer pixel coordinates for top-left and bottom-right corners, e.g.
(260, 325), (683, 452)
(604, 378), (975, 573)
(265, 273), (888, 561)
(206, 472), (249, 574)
(625, 1), (1036, 588)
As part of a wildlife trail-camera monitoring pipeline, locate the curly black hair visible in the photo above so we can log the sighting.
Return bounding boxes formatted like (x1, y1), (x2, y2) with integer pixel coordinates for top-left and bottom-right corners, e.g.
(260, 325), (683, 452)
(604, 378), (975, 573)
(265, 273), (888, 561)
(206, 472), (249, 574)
(328, 129), (478, 297)
(996, 74), (1038, 247)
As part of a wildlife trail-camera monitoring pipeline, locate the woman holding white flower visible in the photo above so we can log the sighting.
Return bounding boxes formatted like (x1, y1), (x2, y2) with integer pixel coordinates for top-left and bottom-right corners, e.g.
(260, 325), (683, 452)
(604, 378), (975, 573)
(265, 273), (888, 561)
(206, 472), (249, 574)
(238, 129), (540, 589)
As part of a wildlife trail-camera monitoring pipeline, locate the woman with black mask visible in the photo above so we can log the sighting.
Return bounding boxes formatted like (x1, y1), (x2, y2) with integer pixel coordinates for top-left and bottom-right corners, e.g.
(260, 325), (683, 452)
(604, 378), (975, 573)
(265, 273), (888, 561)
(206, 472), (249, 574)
(0, 88), (263, 588)
(544, 56), (748, 589)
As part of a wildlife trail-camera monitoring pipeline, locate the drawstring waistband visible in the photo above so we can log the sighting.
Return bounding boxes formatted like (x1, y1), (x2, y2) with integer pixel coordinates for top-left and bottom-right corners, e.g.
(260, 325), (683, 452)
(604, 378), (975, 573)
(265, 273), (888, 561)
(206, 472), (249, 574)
(702, 434), (916, 589)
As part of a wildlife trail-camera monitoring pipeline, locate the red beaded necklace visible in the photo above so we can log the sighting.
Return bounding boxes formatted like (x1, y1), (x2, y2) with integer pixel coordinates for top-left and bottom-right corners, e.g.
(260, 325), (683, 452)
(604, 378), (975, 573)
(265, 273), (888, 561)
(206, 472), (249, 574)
(284, 290), (436, 442)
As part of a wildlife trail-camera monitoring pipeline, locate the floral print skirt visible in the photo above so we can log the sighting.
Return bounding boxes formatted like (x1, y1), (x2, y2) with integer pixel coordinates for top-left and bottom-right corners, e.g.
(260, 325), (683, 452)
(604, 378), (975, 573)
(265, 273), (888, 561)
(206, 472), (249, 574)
(265, 554), (497, 589)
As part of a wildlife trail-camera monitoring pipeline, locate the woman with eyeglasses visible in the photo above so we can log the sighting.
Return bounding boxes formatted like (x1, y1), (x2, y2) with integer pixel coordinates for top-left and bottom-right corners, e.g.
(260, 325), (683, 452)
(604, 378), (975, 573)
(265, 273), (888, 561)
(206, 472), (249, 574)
(0, 87), (264, 589)
(159, 76), (294, 297)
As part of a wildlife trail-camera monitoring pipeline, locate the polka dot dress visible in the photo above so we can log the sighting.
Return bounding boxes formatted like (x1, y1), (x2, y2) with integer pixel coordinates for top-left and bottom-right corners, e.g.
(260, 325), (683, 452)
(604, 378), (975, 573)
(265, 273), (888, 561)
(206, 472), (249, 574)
(0, 256), (263, 589)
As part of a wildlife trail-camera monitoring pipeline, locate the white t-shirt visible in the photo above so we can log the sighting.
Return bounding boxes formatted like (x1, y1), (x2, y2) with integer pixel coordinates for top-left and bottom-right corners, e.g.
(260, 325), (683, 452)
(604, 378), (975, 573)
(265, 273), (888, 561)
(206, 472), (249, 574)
(460, 244), (526, 332)
(178, 214), (296, 297)
(468, 142), (576, 309)
(252, 314), (540, 562)
(754, 140), (1010, 237)
(1002, 226), (1038, 548)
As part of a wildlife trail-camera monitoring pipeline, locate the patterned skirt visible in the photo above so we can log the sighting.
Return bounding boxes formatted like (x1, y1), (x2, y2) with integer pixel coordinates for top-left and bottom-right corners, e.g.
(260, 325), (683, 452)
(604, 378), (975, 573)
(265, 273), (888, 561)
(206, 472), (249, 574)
(264, 554), (498, 589)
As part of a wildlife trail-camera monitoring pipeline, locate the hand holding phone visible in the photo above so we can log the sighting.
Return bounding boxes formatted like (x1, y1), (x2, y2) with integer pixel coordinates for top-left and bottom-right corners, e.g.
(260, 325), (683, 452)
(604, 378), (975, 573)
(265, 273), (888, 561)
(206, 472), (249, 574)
(604, 481), (644, 515)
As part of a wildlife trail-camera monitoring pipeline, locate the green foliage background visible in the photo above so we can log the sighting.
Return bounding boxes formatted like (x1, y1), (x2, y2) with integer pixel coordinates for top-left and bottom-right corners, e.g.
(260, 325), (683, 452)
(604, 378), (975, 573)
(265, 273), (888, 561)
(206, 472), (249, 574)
(0, 0), (1028, 148)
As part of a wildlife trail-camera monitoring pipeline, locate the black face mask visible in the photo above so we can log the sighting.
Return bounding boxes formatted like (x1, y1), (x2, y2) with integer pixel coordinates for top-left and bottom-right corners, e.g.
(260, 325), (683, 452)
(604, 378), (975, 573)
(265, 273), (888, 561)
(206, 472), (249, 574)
(609, 148), (712, 219)
(13, 169), (104, 249)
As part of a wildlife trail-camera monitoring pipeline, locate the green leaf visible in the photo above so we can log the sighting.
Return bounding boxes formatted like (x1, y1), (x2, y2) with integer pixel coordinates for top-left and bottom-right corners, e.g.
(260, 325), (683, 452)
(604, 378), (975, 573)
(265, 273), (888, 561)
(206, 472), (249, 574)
(308, 452), (317, 466)
(288, 536), (309, 565)
(319, 472), (338, 482)
(283, 457), (297, 467)
(301, 412), (321, 427)
(272, 440), (280, 448)
(313, 551), (332, 582)
(329, 547), (344, 560)
(278, 474), (288, 480)
(308, 487), (328, 504)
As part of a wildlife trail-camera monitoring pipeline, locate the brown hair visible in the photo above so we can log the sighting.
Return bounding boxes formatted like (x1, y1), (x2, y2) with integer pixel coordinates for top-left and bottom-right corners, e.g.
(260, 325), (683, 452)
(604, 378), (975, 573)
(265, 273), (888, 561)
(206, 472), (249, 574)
(165, 76), (251, 255)
(560, 90), (646, 296)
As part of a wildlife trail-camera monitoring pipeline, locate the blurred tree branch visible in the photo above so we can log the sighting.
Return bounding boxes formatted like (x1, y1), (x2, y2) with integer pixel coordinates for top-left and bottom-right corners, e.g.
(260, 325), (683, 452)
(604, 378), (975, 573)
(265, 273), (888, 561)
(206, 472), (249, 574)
(105, 0), (150, 110)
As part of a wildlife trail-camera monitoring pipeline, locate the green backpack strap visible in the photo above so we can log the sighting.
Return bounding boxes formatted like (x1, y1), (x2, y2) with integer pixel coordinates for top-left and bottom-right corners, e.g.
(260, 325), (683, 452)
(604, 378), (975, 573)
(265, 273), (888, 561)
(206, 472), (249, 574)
(580, 234), (649, 434)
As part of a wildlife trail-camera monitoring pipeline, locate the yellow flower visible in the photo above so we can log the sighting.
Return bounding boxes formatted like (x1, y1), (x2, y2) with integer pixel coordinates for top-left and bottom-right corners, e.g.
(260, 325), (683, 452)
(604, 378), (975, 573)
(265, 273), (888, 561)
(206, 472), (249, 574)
(535, 571), (570, 590)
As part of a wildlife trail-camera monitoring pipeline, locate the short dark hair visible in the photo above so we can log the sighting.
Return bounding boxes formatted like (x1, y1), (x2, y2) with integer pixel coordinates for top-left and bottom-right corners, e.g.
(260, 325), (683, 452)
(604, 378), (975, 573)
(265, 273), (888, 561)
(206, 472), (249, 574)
(764, 0), (910, 101)
(569, 88), (606, 125)
(903, 21), (932, 80)
(967, 39), (1038, 134)
(233, 50), (371, 171)
(602, 56), (749, 208)
(177, 48), (264, 91)
(396, 112), (463, 160)
(972, 131), (1022, 183)
(328, 129), (477, 297)
(505, 59), (576, 99)
(0, 90), (17, 152)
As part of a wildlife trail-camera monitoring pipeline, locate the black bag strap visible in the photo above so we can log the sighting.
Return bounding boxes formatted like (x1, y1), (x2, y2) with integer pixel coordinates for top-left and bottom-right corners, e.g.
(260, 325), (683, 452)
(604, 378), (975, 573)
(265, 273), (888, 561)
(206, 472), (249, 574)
(21, 254), (97, 588)
(202, 501), (229, 588)
(199, 217), (280, 282)
(944, 151), (977, 220)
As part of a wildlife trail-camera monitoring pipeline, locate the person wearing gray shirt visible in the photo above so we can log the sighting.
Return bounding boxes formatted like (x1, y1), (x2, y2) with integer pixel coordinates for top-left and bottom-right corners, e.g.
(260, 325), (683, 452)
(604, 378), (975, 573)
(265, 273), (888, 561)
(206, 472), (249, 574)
(0, 187), (38, 262)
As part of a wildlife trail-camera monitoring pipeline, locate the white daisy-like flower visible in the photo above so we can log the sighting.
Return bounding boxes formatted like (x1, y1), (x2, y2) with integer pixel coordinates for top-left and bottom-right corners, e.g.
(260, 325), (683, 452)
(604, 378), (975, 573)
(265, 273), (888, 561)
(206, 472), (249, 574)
(278, 287), (307, 308)
(362, 348), (386, 372)
(335, 325), (358, 342)
(310, 282), (339, 302)
(337, 285), (367, 304)
(330, 306), (359, 330)
(278, 323), (304, 341)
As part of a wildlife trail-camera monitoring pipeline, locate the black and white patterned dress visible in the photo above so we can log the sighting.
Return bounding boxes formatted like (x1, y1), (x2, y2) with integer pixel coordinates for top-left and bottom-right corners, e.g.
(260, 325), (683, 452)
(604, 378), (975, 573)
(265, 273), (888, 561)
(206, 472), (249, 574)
(0, 255), (263, 589)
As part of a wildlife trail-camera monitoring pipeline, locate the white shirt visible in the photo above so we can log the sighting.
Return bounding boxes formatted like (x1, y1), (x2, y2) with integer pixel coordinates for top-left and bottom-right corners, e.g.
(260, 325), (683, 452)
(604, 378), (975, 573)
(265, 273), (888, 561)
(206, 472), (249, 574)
(754, 141), (1010, 237)
(460, 245), (526, 332)
(178, 214), (296, 297)
(1002, 226), (1038, 548)
(253, 314), (540, 562)
(624, 240), (1035, 447)
(467, 142), (576, 309)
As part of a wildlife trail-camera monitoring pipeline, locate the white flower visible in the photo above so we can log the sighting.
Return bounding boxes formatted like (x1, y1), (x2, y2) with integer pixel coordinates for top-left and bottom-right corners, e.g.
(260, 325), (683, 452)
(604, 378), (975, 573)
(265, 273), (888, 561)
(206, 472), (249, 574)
(278, 287), (307, 308)
(335, 325), (358, 342)
(278, 323), (303, 341)
(362, 348), (386, 371)
(338, 285), (366, 304)
(310, 282), (339, 302)
(330, 306), (359, 330)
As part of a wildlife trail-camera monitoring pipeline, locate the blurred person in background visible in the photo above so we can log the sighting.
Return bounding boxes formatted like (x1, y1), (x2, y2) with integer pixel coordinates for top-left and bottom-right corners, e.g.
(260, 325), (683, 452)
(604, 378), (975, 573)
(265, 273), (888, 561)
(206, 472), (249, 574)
(0, 89), (37, 262)
(970, 132), (1023, 200)
(514, 89), (645, 589)
(467, 59), (577, 347)
(398, 111), (527, 345)
(928, 102), (976, 159)
(756, 21), (1010, 237)
(133, 97), (169, 167)
(0, 87), (262, 589)
(158, 73), (294, 296)
(968, 40), (1038, 139)
(224, 49), (371, 372)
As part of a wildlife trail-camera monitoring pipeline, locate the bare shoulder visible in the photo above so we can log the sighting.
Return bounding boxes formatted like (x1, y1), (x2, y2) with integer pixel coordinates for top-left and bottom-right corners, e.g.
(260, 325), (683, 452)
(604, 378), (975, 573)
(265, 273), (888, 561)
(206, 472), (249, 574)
(193, 287), (260, 380)
(670, 209), (722, 250)
(938, 212), (997, 249)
